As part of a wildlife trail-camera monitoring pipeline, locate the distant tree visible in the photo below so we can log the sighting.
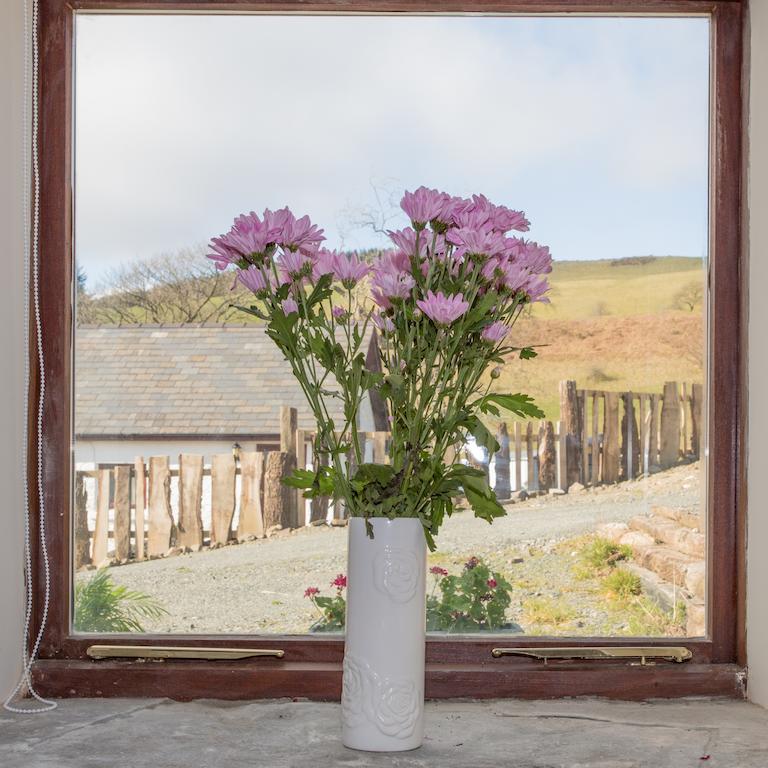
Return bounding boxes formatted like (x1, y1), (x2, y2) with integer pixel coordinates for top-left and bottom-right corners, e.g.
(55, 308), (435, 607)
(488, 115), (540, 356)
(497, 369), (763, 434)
(673, 281), (704, 312)
(76, 245), (253, 326)
(337, 177), (403, 245)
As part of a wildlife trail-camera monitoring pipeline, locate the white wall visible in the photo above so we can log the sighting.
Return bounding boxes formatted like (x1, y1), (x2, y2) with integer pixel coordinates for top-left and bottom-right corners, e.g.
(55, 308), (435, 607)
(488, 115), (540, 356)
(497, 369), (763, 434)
(747, 0), (768, 707)
(0, 0), (26, 698)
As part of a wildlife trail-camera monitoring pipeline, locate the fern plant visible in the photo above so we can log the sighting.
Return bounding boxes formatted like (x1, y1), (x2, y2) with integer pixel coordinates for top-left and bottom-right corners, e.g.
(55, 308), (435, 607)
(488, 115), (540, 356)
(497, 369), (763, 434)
(74, 569), (168, 633)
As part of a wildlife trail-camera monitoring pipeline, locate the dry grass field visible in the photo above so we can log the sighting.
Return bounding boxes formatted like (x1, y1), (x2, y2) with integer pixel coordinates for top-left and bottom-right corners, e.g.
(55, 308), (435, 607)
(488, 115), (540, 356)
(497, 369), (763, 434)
(488, 256), (705, 422)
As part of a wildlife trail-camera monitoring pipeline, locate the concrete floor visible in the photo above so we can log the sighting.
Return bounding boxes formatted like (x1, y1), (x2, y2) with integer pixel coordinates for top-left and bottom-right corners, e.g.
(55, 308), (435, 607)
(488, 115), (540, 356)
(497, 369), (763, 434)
(0, 697), (766, 767)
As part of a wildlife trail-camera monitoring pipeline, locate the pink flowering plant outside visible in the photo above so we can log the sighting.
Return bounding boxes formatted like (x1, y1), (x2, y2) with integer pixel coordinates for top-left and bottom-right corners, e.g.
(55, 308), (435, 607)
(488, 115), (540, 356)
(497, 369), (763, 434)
(209, 187), (551, 549)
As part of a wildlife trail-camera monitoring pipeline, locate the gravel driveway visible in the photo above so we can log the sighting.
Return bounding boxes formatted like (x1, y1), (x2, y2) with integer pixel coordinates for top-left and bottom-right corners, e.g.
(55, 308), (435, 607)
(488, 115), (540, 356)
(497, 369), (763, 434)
(84, 463), (700, 635)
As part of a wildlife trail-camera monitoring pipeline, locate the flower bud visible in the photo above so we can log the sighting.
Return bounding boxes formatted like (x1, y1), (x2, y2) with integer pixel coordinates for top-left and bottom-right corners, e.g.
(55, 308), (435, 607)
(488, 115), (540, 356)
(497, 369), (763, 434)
(490, 366), (502, 379)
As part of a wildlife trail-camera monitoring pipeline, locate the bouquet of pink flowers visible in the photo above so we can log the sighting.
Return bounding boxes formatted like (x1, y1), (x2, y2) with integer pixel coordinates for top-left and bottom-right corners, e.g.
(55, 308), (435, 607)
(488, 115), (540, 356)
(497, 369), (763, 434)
(209, 186), (551, 548)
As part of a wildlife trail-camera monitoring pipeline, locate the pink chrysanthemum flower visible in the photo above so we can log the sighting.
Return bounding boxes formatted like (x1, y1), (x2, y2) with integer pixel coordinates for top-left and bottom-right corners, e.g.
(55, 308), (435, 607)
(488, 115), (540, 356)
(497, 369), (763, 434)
(311, 248), (339, 281)
(277, 249), (313, 284)
(281, 297), (299, 315)
(236, 265), (271, 296)
(208, 211), (279, 269)
(333, 252), (371, 288)
(487, 578), (498, 589)
(430, 566), (449, 577)
(331, 305), (349, 323)
(304, 587), (320, 598)
(481, 321), (508, 344)
(387, 228), (429, 260)
(520, 242), (553, 274)
(268, 208), (325, 253)
(523, 274), (551, 304)
(371, 250), (416, 309)
(416, 290), (470, 326)
(446, 227), (505, 260)
(372, 313), (395, 333)
(400, 186), (450, 229)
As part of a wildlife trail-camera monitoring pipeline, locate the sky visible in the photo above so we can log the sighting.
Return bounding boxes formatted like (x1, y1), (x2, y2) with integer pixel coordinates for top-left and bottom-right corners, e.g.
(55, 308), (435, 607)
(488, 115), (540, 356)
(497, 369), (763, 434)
(74, 14), (710, 286)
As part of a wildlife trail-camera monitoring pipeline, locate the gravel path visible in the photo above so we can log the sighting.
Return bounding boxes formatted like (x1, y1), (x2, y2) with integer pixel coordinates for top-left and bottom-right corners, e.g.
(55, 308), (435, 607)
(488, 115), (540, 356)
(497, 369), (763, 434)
(85, 463), (700, 635)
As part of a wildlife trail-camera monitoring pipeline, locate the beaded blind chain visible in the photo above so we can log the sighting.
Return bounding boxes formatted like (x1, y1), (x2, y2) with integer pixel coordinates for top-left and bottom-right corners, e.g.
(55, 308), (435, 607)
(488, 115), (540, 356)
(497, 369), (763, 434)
(3, 0), (57, 715)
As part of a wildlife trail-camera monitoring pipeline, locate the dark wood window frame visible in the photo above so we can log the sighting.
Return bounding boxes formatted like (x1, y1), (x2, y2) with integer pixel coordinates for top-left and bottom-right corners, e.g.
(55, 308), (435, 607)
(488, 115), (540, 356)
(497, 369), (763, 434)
(31, 0), (746, 701)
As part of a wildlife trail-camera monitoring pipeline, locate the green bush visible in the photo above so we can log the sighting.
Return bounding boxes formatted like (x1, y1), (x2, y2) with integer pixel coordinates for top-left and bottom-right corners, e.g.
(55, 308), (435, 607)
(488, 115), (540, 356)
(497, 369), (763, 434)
(603, 568), (642, 598)
(74, 569), (168, 633)
(305, 574), (347, 631)
(426, 557), (513, 632)
(582, 537), (632, 570)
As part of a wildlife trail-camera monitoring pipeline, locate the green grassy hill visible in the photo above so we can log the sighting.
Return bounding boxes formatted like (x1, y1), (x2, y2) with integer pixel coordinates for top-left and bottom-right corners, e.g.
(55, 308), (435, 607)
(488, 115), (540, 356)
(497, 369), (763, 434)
(533, 256), (704, 321)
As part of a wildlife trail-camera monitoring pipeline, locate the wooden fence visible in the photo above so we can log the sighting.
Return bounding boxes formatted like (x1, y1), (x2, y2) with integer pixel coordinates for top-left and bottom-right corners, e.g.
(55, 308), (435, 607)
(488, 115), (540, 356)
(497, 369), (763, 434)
(75, 406), (391, 569)
(480, 380), (703, 501)
(75, 382), (701, 569)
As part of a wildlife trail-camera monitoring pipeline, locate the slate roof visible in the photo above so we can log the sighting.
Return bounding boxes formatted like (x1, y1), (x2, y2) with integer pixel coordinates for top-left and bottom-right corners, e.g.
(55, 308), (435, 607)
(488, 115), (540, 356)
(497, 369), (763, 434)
(75, 325), (366, 437)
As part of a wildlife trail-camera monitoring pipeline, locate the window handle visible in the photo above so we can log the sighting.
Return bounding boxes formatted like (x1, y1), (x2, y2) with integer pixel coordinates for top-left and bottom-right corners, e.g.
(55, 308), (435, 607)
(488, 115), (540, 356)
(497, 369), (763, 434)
(491, 646), (692, 665)
(86, 645), (284, 661)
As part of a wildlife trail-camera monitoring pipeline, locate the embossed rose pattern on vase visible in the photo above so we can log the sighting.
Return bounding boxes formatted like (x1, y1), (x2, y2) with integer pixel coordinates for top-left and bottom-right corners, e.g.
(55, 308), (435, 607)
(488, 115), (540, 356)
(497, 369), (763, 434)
(342, 653), (421, 739)
(341, 654), (368, 728)
(373, 545), (420, 604)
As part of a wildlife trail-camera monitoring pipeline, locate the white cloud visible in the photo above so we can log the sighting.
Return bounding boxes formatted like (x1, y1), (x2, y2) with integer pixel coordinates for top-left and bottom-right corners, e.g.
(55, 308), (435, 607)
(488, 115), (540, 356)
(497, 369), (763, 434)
(74, 14), (709, 279)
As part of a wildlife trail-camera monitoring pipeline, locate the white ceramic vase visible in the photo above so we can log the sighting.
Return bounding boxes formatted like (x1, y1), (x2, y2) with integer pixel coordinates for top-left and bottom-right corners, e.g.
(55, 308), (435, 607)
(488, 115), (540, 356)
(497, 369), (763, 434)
(341, 517), (427, 752)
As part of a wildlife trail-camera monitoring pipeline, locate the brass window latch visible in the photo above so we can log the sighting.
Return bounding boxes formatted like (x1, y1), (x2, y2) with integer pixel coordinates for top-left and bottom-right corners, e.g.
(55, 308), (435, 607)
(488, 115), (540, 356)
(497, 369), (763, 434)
(86, 645), (285, 661)
(491, 646), (692, 666)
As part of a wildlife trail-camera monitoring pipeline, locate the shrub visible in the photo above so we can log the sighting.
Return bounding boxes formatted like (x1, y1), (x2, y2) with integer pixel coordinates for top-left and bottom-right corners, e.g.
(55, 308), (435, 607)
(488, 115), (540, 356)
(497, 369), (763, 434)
(74, 569), (168, 633)
(582, 537), (632, 570)
(426, 557), (513, 632)
(603, 568), (642, 598)
(305, 574), (347, 631)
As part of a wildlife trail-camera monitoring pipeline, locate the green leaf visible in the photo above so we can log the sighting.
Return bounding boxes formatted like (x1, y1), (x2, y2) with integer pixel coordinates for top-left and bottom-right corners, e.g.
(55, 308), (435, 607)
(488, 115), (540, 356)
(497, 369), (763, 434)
(466, 415), (500, 454)
(353, 463), (396, 486)
(475, 393), (545, 420)
(461, 473), (506, 524)
(519, 346), (537, 360)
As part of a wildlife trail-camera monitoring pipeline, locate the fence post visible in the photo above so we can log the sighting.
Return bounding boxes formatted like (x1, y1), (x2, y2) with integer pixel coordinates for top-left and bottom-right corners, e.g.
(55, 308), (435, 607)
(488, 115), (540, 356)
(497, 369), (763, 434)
(580, 391), (589, 484)
(538, 420), (556, 491)
(134, 457), (146, 561)
(92, 467), (110, 565)
(74, 472), (91, 569)
(514, 421), (522, 492)
(148, 456), (174, 557)
(280, 406), (298, 455)
(526, 422), (535, 491)
(603, 393), (620, 483)
(178, 454), (204, 550)
(559, 380), (582, 489)
(211, 453), (236, 545)
(263, 451), (298, 530)
(556, 420), (568, 491)
(495, 423), (511, 500)
(279, 406), (299, 527)
(649, 394), (660, 468)
(621, 393), (639, 480)
(295, 428), (308, 526)
(113, 465), (131, 562)
(591, 393), (600, 486)
(310, 446), (330, 524)
(238, 451), (265, 540)
(373, 431), (388, 464)
(690, 382), (704, 459)
(660, 381), (681, 468)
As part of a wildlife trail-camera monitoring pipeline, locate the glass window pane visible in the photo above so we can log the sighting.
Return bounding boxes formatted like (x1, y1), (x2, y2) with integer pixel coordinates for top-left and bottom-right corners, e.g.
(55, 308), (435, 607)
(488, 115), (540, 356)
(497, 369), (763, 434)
(73, 14), (709, 637)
